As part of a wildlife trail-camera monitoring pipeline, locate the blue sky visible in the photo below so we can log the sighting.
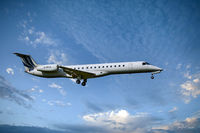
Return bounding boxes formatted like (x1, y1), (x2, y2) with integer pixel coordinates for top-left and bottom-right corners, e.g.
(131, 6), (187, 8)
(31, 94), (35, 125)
(0, 0), (200, 133)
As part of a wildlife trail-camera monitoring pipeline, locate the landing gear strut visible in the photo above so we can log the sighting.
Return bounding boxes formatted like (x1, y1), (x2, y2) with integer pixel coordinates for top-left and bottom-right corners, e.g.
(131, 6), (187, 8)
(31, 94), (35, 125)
(151, 74), (154, 79)
(81, 79), (87, 86)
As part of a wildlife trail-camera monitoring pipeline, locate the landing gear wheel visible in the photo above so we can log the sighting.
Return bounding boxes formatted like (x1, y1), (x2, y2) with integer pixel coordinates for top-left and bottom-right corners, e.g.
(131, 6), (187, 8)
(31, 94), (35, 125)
(81, 79), (87, 86)
(151, 75), (154, 79)
(81, 82), (86, 86)
(76, 79), (81, 84)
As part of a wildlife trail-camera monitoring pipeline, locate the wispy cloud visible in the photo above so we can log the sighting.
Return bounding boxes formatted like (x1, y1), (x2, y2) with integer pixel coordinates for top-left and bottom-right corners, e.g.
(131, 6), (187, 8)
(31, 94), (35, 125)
(48, 83), (66, 96)
(152, 115), (200, 133)
(0, 75), (33, 108)
(19, 12), (58, 47)
(6, 68), (14, 75)
(27, 86), (43, 94)
(176, 63), (182, 70)
(168, 107), (178, 113)
(47, 100), (71, 107)
(49, 83), (62, 89)
(186, 64), (191, 69)
(23, 29), (57, 47)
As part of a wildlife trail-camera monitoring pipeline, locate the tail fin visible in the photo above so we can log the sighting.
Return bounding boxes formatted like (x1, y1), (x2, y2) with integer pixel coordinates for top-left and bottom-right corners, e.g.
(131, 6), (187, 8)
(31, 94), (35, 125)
(14, 53), (38, 71)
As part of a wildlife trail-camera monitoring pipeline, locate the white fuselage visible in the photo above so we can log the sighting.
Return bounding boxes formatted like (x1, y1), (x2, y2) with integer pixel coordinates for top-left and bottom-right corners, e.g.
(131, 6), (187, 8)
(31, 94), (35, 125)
(14, 53), (163, 86)
(27, 61), (162, 79)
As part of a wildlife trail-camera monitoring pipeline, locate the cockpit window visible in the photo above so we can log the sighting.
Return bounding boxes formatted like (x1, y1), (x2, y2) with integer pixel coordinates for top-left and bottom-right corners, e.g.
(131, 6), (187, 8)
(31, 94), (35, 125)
(142, 62), (150, 65)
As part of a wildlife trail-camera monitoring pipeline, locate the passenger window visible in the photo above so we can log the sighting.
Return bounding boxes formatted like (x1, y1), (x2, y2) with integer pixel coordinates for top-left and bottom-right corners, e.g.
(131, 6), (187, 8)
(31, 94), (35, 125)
(110, 65), (112, 68)
(102, 66), (104, 68)
(82, 67), (84, 69)
(106, 66), (108, 68)
(90, 66), (92, 69)
(86, 67), (88, 69)
(94, 66), (96, 68)
(123, 65), (125, 67)
(119, 65), (120, 67)
(114, 65), (116, 67)
(98, 66), (100, 68)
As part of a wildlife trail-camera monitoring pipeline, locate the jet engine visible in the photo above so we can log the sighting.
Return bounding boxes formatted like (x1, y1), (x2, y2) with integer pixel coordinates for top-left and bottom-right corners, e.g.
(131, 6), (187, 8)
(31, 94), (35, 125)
(37, 64), (58, 72)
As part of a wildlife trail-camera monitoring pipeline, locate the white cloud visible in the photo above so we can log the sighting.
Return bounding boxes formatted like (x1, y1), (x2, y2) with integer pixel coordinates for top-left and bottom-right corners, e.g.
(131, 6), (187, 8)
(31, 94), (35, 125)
(47, 100), (71, 107)
(193, 78), (199, 83)
(30, 87), (35, 92)
(6, 68), (14, 75)
(47, 50), (68, 65)
(25, 36), (29, 41)
(34, 31), (56, 46)
(180, 72), (200, 103)
(83, 109), (154, 132)
(168, 107), (178, 113)
(83, 109), (130, 127)
(39, 89), (43, 93)
(48, 83), (66, 96)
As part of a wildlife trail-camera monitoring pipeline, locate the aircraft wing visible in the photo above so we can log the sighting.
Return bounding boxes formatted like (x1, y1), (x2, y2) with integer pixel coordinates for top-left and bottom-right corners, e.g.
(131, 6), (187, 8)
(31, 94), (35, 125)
(59, 65), (96, 79)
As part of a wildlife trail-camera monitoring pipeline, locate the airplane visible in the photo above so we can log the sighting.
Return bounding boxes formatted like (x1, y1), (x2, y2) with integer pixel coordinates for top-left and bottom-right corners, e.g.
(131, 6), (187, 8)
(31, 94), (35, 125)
(14, 53), (163, 86)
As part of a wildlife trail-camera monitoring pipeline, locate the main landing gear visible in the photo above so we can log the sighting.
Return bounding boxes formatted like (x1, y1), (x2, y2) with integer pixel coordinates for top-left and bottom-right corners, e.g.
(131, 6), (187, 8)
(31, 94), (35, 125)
(76, 79), (87, 86)
(151, 74), (154, 79)
(76, 79), (81, 84)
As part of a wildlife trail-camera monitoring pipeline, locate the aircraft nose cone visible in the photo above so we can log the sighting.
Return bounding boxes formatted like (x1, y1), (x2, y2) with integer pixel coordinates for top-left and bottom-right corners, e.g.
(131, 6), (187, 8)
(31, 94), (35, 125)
(154, 66), (163, 72)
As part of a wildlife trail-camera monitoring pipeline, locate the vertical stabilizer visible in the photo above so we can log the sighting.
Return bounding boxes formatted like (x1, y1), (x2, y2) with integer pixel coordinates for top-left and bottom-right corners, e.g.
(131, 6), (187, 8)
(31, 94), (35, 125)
(14, 53), (38, 71)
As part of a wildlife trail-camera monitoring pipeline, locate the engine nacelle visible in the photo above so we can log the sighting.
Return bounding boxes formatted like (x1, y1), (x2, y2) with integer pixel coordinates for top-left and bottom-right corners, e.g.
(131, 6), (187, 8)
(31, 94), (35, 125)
(37, 64), (58, 72)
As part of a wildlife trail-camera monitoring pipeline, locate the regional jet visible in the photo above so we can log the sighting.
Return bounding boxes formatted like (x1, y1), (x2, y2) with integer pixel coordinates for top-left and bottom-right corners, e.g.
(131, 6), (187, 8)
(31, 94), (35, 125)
(14, 53), (163, 86)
